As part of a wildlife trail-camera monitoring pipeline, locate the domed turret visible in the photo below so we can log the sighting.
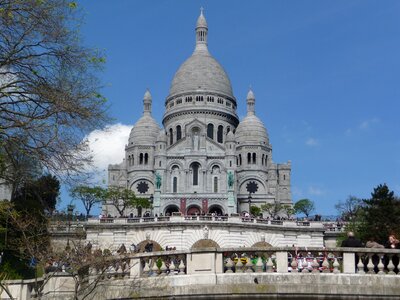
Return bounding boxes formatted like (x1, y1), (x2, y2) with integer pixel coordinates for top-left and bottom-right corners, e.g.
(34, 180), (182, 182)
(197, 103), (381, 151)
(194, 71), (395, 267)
(156, 129), (167, 143)
(225, 130), (235, 142)
(129, 89), (160, 145)
(235, 89), (269, 145)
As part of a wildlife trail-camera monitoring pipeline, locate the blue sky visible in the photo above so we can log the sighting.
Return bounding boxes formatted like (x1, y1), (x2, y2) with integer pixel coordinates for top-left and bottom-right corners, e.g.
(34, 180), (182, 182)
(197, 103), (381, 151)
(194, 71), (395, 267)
(65, 0), (400, 216)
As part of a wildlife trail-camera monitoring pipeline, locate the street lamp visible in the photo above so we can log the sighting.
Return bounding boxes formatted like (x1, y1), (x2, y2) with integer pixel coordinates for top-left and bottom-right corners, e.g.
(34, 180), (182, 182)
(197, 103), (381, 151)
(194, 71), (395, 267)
(248, 193), (252, 216)
(66, 204), (74, 249)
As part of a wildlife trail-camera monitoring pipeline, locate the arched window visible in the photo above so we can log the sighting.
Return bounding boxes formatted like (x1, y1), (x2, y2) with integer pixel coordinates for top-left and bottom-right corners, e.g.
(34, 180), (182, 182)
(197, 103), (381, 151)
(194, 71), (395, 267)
(265, 155), (268, 166)
(227, 126), (230, 133)
(252, 153), (256, 164)
(262, 154), (265, 166)
(159, 161), (161, 167)
(173, 177), (178, 193)
(191, 162), (200, 186)
(213, 177), (218, 193)
(230, 160), (232, 167)
(239, 154), (242, 166)
(207, 123), (214, 139)
(217, 125), (223, 143)
(144, 153), (149, 165)
(169, 128), (173, 145)
(247, 153), (251, 164)
(132, 156), (134, 166)
(176, 125), (182, 141)
(139, 153), (143, 165)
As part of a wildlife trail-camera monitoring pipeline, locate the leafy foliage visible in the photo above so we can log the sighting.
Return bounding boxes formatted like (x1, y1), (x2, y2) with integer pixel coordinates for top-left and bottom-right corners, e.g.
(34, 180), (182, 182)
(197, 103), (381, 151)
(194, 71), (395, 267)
(358, 184), (400, 244)
(335, 195), (363, 221)
(0, 0), (110, 184)
(250, 205), (261, 217)
(12, 174), (60, 215)
(261, 202), (282, 219)
(70, 185), (105, 217)
(293, 199), (315, 218)
(104, 187), (151, 217)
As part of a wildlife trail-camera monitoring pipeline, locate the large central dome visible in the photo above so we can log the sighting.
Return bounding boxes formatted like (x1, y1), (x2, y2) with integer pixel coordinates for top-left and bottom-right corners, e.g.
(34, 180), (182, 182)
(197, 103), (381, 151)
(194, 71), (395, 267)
(169, 51), (234, 98)
(168, 10), (234, 99)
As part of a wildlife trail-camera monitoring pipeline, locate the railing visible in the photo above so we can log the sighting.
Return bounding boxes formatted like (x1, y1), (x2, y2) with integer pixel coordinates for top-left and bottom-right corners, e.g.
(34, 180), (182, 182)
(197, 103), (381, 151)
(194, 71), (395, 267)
(83, 217), (345, 231)
(138, 252), (187, 277)
(130, 247), (400, 277)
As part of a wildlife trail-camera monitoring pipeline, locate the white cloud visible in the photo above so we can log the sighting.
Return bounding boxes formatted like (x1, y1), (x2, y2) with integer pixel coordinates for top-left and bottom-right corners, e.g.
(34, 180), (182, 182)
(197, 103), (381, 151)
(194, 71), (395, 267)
(86, 123), (132, 174)
(359, 117), (379, 130)
(305, 137), (319, 147)
(308, 186), (325, 196)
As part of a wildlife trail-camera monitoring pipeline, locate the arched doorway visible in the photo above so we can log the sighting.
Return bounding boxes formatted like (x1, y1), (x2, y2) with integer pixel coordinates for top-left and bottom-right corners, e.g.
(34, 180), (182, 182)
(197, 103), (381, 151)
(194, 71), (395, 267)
(165, 205), (180, 216)
(186, 205), (201, 215)
(208, 205), (224, 216)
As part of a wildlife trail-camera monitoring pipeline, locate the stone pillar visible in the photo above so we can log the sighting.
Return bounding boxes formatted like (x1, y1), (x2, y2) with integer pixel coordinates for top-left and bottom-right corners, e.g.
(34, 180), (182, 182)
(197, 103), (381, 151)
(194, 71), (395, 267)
(227, 189), (236, 215)
(186, 250), (222, 274)
(153, 190), (161, 216)
(130, 257), (141, 278)
(343, 252), (356, 274)
(276, 251), (288, 273)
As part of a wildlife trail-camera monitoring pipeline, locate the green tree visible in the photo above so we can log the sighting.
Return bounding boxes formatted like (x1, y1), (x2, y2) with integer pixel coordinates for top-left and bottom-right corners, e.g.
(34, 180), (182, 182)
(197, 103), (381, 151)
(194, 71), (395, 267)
(0, 0), (110, 185)
(12, 174), (60, 215)
(104, 187), (151, 217)
(261, 202), (282, 219)
(335, 195), (363, 221)
(281, 205), (295, 219)
(293, 199), (315, 218)
(70, 185), (105, 218)
(250, 205), (261, 217)
(358, 184), (400, 244)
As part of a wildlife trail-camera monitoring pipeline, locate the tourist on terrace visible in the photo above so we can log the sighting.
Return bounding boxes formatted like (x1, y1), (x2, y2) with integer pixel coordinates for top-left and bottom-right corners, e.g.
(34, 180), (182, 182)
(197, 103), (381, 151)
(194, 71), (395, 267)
(385, 234), (400, 249)
(365, 237), (384, 248)
(341, 232), (363, 247)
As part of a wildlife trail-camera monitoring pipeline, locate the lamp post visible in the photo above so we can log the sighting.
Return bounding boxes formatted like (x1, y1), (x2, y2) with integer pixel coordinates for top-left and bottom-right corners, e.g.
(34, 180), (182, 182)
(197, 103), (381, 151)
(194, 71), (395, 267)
(149, 194), (154, 216)
(248, 193), (252, 216)
(66, 204), (74, 248)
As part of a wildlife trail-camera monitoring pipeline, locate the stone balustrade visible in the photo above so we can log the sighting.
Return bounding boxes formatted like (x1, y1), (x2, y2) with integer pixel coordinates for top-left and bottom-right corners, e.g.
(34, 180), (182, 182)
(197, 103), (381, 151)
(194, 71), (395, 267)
(127, 247), (400, 278)
(86, 216), (337, 229)
(2, 247), (399, 300)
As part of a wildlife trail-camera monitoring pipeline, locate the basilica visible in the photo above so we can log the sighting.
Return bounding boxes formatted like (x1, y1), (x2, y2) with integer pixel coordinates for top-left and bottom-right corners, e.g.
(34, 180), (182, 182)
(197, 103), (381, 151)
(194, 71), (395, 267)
(105, 10), (292, 217)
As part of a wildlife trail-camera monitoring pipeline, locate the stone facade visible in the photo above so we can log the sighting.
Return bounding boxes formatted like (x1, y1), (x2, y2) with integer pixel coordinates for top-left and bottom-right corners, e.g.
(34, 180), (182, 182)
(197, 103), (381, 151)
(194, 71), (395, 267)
(105, 11), (291, 217)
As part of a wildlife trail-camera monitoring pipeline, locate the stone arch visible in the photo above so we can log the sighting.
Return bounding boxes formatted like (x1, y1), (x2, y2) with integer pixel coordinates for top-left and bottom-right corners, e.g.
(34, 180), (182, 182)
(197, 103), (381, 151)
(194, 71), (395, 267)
(186, 205), (201, 215)
(251, 241), (273, 248)
(191, 239), (220, 249)
(135, 240), (163, 253)
(164, 204), (180, 216)
(206, 160), (223, 171)
(208, 204), (224, 215)
(167, 160), (184, 171)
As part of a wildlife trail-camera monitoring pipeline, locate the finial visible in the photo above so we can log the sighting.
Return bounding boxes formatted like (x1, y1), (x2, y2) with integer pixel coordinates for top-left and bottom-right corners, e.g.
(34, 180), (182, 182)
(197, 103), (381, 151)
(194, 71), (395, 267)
(200, 7), (204, 14)
(246, 88), (255, 115)
(195, 8), (208, 52)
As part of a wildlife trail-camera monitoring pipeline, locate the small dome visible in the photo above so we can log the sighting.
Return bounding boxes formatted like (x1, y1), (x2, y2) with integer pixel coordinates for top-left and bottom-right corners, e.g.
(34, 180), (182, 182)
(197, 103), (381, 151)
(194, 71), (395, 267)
(144, 89), (152, 101)
(129, 115), (160, 146)
(196, 9), (207, 28)
(225, 130), (235, 142)
(235, 115), (269, 145)
(156, 129), (167, 143)
(247, 89), (255, 100)
(169, 52), (233, 98)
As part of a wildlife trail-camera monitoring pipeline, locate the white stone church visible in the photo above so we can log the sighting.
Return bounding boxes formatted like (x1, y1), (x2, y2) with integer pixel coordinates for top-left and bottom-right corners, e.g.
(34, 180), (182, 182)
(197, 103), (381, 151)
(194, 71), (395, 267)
(105, 10), (292, 217)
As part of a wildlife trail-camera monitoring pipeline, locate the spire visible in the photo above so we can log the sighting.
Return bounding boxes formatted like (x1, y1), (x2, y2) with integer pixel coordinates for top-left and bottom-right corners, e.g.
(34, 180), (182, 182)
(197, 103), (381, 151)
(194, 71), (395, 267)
(246, 88), (255, 115)
(143, 88), (152, 115)
(194, 8), (208, 53)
